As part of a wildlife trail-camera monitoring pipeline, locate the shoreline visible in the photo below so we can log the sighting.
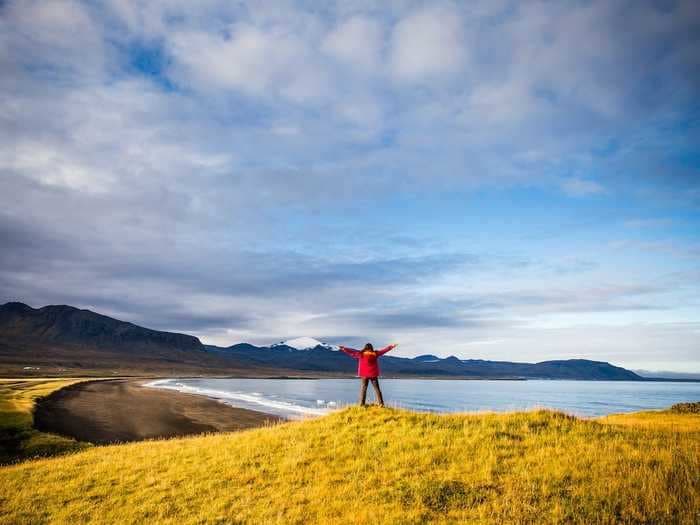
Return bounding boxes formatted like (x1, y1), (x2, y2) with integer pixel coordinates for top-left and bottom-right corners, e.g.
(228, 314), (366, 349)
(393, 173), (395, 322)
(34, 379), (283, 445)
(146, 378), (333, 418)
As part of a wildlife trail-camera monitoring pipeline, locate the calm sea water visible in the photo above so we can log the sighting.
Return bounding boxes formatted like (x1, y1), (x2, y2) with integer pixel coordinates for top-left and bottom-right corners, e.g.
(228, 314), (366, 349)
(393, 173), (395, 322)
(147, 378), (700, 419)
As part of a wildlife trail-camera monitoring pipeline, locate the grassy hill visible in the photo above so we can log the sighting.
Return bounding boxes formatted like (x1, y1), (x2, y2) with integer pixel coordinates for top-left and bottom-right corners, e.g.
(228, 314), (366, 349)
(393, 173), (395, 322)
(0, 389), (698, 524)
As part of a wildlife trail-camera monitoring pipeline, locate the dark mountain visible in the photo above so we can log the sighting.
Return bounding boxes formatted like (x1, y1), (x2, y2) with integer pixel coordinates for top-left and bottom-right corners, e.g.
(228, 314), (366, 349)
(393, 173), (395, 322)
(0, 302), (201, 352)
(1, 302), (643, 380)
(0, 302), (264, 375)
(452, 358), (641, 380)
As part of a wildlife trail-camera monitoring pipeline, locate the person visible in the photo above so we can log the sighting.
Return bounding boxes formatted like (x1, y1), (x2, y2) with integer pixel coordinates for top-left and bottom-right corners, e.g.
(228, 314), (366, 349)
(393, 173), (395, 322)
(339, 343), (398, 406)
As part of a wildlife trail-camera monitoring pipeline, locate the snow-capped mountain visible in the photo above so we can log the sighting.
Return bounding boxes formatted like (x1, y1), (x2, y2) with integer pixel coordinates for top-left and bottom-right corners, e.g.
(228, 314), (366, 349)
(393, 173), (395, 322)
(272, 337), (339, 351)
(213, 339), (642, 380)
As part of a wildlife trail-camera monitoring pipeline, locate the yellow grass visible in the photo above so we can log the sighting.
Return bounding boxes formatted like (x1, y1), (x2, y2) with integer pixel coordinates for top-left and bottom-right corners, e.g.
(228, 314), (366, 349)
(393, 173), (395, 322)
(1, 399), (699, 524)
(601, 410), (700, 433)
(0, 378), (92, 463)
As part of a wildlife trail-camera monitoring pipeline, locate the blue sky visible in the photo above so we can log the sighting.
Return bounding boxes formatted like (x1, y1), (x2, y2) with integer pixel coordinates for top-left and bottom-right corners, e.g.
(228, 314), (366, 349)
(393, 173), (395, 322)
(1, 0), (699, 371)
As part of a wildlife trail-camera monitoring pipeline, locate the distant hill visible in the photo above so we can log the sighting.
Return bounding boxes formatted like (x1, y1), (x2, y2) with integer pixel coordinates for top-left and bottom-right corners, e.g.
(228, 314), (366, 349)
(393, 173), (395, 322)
(1, 302), (642, 380)
(208, 343), (641, 380)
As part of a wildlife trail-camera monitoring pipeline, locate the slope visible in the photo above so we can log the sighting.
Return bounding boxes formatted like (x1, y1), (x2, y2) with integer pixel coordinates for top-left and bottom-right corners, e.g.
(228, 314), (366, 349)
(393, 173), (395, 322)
(0, 405), (698, 524)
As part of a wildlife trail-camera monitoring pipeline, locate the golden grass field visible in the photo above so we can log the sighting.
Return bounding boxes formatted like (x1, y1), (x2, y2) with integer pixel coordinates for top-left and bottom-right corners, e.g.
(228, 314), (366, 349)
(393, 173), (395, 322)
(0, 378), (91, 464)
(0, 380), (699, 524)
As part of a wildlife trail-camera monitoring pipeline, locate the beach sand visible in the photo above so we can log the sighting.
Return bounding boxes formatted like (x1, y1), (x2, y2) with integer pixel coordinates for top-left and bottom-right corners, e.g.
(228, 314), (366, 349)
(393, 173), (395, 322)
(34, 379), (282, 444)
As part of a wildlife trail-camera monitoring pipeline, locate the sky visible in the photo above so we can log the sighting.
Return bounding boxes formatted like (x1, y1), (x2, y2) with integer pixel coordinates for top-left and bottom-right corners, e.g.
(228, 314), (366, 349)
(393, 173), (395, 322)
(1, 0), (699, 371)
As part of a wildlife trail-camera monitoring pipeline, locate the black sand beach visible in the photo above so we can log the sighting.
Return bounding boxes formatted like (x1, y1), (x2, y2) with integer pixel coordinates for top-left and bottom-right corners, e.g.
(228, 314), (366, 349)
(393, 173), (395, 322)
(34, 379), (282, 444)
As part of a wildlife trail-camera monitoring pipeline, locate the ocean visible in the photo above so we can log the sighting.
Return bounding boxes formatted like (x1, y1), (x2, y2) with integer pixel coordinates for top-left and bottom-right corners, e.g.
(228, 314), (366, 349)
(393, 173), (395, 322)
(147, 377), (700, 419)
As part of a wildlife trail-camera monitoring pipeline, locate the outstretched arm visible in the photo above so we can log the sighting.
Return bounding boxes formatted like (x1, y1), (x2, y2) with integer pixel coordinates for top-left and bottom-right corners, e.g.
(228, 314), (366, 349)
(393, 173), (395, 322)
(376, 343), (398, 356)
(339, 346), (361, 359)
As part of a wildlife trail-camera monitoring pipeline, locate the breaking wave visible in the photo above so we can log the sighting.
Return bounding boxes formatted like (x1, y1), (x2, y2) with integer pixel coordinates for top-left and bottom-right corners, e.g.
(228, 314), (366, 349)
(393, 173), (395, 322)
(145, 379), (332, 419)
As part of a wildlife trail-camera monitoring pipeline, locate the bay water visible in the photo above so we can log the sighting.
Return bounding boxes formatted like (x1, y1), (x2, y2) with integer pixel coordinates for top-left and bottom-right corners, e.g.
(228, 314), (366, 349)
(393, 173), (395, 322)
(147, 378), (700, 419)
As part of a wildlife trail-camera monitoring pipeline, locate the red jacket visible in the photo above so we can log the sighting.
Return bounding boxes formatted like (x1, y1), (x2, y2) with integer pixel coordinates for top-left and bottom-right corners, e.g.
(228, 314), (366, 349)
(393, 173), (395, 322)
(340, 345), (396, 378)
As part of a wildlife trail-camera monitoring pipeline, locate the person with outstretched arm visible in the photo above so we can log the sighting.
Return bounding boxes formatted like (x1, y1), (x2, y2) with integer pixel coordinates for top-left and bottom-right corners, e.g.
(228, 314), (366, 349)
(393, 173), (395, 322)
(339, 343), (398, 406)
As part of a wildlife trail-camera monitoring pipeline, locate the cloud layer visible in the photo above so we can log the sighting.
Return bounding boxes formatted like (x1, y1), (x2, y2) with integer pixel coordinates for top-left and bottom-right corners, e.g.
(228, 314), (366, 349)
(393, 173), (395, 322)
(1, 0), (699, 371)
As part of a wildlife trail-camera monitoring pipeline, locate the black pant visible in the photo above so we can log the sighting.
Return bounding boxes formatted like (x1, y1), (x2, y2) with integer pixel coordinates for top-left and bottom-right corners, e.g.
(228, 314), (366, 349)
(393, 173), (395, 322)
(359, 377), (384, 406)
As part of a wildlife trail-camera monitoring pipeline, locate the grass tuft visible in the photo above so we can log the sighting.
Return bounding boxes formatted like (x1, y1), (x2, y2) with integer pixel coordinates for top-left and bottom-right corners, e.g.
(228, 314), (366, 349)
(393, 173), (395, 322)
(671, 401), (700, 414)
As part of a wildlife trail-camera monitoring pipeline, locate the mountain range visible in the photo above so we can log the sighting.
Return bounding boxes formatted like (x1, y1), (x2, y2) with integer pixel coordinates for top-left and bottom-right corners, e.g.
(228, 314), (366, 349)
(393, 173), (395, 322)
(206, 343), (641, 380)
(0, 301), (644, 380)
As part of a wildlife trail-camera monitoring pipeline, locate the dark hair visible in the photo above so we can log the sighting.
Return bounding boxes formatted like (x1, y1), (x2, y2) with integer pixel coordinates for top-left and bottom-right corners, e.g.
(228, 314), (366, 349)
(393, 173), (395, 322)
(363, 343), (374, 352)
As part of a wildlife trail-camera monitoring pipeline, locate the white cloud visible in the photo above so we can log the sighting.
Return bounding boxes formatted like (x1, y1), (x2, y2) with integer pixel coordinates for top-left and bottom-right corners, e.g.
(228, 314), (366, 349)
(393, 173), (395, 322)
(561, 178), (606, 197)
(279, 66), (333, 103)
(467, 80), (535, 124)
(168, 24), (317, 100)
(390, 6), (466, 82)
(322, 16), (383, 72)
(2, 142), (114, 193)
(270, 124), (301, 137)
